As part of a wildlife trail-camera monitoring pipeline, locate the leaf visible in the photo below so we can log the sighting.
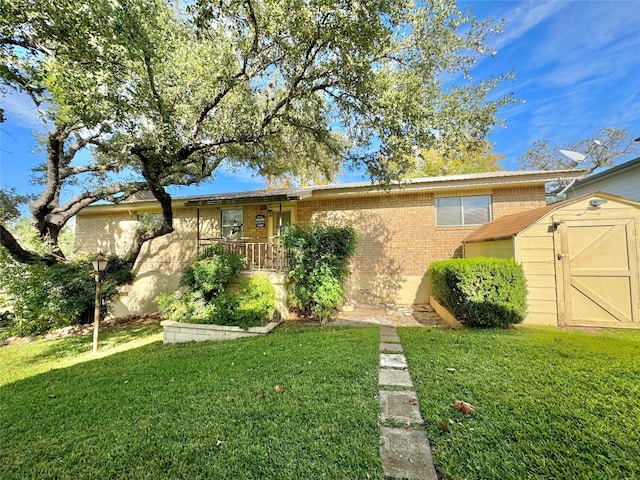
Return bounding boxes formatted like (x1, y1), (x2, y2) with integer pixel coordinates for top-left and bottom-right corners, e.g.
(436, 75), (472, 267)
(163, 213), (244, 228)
(438, 420), (450, 432)
(256, 392), (265, 400)
(274, 385), (286, 394)
(452, 400), (475, 414)
(409, 397), (418, 405)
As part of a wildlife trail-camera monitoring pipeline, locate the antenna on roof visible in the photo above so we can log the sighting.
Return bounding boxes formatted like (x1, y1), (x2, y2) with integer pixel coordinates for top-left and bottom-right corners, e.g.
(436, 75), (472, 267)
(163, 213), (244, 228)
(559, 149), (586, 167)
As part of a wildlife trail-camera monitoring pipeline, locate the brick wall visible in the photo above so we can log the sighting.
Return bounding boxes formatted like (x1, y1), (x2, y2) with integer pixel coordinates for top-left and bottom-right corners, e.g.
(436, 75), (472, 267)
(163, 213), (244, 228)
(75, 185), (546, 310)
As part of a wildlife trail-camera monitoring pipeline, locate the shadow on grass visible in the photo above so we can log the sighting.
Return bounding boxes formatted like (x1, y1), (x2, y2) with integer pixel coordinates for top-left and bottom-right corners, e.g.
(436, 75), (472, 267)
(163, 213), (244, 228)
(1, 324), (385, 480)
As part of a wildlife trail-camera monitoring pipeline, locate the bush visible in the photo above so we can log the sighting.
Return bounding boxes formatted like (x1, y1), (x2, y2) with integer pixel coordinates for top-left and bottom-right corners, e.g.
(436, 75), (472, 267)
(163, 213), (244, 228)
(0, 249), (133, 337)
(180, 244), (246, 298)
(281, 224), (357, 324)
(430, 257), (527, 328)
(212, 275), (275, 329)
(157, 247), (275, 329)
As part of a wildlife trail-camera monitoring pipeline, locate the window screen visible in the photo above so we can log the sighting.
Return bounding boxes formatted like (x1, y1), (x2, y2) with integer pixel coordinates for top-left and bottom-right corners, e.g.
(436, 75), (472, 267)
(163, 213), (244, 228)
(436, 196), (491, 226)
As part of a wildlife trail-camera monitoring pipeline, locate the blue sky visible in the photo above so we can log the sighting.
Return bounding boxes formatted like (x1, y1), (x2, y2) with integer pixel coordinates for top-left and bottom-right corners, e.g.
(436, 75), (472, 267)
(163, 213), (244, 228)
(1, 0), (639, 203)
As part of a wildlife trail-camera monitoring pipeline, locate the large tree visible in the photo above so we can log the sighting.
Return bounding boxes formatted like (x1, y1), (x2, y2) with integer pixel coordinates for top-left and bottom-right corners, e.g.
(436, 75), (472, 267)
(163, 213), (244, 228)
(1, 0), (515, 265)
(518, 128), (640, 174)
(402, 140), (504, 178)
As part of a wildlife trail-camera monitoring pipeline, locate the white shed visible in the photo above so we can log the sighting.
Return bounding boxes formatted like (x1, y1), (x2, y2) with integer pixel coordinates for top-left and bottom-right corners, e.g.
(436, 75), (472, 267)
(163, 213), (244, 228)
(463, 192), (640, 328)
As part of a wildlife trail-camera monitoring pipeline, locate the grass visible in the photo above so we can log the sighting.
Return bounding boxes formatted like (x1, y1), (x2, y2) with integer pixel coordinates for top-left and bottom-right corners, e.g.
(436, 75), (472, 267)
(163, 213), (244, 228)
(1, 322), (383, 479)
(399, 326), (640, 480)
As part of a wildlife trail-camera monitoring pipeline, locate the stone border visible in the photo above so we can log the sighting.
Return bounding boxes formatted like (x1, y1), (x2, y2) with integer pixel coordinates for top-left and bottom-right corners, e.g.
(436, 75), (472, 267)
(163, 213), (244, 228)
(161, 319), (281, 344)
(429, 296), (464, 329)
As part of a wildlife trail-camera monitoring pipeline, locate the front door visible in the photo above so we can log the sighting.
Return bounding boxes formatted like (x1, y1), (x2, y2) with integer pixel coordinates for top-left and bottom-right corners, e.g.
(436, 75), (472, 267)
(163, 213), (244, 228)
(269, 209), (293, 238)
(554, 218), (639, 327)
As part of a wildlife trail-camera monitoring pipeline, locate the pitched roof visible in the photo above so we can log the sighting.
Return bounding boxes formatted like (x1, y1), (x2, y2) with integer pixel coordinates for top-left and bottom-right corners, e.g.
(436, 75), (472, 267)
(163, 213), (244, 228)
(462, 191), (640, 243)
(572, 156), (640, 189)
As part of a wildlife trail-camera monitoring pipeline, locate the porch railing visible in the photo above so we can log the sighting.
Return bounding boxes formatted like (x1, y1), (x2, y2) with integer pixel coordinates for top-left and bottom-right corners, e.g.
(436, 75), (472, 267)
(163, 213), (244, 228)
(208, 240), (289, 271)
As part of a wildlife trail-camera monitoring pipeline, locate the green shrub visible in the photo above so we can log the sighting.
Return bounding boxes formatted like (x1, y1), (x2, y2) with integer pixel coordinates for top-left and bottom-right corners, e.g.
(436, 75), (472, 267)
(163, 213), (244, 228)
(0, 249), (132, 337)
(157, 245), (275, 329)
(212, 274), (275, 329)
(281, 224), (357, 324)
(180, 245), (246, 299)
(429, 257), (527, 328)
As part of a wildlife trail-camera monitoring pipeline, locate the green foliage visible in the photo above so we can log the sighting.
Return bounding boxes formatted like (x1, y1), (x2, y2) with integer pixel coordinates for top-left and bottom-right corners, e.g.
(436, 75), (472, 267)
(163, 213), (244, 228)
(430, 257), (527, 328)
(158, 247), (274, 329)
(0, 188), (30, 223)
(179, 245), (246, 298)
(211, 275), (275, 329)
(0, 249), (132, 337)
(281, 224), (357, 324)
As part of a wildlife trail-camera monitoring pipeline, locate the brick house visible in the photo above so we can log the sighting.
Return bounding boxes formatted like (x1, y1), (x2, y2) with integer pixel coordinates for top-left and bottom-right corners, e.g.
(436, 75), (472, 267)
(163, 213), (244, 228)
(75, 169), (583, 318)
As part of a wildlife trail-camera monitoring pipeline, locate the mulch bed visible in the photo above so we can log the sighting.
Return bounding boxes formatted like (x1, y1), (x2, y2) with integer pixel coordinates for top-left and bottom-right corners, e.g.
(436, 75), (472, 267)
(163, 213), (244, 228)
(1, 312), (162, 347)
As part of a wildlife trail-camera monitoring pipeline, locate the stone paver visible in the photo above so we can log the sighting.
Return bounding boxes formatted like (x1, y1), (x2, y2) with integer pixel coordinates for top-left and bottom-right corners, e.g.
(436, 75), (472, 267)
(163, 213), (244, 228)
(378, 326), (437, 480)
(380, 326), (398, 336)
(379, 368), (413, 388)
(379, 390), (424, 424)
(380, 333), (401, 343)
(379, 342), (403, 352)
(380, 353), (407, 369)
(380, 427), (437, 480)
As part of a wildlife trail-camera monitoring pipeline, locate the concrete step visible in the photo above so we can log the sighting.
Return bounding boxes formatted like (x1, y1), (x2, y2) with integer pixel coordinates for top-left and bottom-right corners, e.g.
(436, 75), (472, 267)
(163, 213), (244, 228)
(380, 342), (403, 353)
(380, 427), (437, 480)
(379, 368), (413, 388)
(379, 390), (424, 425)
(380, 353), (407, 369)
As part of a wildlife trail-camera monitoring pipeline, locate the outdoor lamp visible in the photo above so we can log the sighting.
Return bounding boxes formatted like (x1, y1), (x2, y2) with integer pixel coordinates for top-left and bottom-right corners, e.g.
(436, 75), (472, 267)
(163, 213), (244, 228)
(92, 252), (109, 274)
(92, 252), (108, 353)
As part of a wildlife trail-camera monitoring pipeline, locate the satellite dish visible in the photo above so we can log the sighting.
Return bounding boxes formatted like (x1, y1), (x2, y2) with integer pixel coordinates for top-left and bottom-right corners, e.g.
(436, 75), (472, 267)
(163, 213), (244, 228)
(559, 149), (586, 166)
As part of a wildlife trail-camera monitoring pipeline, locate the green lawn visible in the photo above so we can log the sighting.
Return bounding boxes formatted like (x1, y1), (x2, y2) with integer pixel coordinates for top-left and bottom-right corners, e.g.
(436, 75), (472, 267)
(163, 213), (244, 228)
(1, 323), (383, 479)
(399, 326), (640, 480)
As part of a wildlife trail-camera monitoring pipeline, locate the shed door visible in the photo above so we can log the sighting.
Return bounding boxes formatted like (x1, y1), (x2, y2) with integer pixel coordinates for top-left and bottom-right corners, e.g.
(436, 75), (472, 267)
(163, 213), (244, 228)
(554, 218), (639, 327)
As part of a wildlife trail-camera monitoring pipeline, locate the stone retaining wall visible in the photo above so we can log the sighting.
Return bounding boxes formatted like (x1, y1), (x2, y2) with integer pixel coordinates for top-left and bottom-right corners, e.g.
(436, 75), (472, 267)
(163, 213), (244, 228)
(161, 319), (281, 344)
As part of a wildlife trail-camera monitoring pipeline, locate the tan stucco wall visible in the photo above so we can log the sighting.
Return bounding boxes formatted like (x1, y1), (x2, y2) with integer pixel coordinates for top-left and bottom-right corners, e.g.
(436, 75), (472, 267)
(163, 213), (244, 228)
(75, 185), (546, 315)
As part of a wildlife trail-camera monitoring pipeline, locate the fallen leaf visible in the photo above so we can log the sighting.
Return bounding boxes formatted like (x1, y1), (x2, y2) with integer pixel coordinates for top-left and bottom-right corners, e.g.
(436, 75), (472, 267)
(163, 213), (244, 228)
(48, 394), (57, 399)
(409, 397), (418, 405)
(446, 368), (456, 373)
(216, 439), (224, 447)
(169, 377), (175, 383)
(274, 385), (286, 394)
(256, 393), (265, 400)
(438, 420), (450, 432)
(452, 399), (475, 414)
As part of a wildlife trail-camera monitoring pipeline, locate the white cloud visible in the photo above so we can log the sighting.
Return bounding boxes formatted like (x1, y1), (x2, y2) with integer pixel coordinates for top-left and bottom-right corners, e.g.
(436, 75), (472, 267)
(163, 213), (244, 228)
(0, 90), (47, 131)
(490, 0), (569, 51)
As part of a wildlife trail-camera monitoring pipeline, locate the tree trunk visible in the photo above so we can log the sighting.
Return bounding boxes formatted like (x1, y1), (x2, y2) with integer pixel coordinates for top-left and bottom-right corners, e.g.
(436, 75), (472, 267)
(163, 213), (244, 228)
(0, 224), (58, 265)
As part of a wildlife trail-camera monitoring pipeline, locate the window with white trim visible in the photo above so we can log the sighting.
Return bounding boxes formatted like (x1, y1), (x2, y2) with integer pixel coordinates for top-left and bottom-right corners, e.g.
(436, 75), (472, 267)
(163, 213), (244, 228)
(435, 195), (491, 226)
(221, 209), (243, 239)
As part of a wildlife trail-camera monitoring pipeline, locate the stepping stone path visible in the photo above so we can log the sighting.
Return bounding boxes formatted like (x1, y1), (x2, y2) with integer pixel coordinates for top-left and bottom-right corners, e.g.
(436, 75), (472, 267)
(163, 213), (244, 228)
(378, 326), (437, 480)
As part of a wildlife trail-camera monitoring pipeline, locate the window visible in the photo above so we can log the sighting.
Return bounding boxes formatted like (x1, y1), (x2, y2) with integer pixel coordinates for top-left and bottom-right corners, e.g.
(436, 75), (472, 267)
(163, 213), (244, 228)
(435, 195), (491, 226)
(221, 209), (243, 239)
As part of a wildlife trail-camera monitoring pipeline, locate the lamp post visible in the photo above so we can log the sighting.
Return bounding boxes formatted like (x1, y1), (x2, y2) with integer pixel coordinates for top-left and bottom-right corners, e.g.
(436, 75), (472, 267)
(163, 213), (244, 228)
(92, 252), (108, 353)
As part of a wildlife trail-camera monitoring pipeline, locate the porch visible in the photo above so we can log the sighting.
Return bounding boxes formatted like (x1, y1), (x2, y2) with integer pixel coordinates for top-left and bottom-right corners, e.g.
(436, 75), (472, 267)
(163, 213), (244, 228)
(200, 239), (290, 271)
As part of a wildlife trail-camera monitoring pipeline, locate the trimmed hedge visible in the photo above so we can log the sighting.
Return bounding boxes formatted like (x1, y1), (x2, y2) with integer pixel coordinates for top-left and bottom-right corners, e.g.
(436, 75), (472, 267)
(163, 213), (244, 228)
(430, 257), (527, 328)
